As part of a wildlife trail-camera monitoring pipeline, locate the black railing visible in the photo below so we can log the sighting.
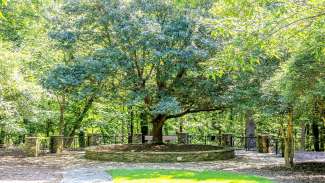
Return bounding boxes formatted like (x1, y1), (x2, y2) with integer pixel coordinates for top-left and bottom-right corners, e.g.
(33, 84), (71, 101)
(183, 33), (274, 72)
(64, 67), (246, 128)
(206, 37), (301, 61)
(1, 134), (285, 156)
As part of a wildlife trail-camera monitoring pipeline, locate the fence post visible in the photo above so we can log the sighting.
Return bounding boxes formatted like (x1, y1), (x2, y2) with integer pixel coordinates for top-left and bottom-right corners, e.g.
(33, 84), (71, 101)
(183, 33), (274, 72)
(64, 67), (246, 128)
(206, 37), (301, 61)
(24, 137), (40, 157)
(257, 134), (271, 153)
(50, 135), (64, 154)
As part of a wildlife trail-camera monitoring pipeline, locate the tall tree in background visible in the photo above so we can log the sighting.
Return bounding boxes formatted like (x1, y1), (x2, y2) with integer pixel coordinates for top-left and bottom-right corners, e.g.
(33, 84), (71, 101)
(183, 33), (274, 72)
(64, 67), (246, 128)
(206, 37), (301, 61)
(64, 0), (233, 143)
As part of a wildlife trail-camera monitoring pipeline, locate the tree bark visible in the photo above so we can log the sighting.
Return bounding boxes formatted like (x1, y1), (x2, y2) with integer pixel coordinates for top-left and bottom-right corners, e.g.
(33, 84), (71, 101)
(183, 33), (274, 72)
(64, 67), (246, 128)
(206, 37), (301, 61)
(179, 121), (184, 133)
(151, 115), (166, 144)
(284, 108), (294, 168)
(140, 112), (149, 143)
(306, 123), (311, 150)
(0, 129), (5, 147)
(128, 108), (134, 144)
(312, 121), (320, 151)
(245, 110), (256, 150)
(319, 100), (325, 151)
(58, 95), (65, 136)
(300, 121), (306, 151)
(65, 96), (95, 147)
(320, 126), (324, 151)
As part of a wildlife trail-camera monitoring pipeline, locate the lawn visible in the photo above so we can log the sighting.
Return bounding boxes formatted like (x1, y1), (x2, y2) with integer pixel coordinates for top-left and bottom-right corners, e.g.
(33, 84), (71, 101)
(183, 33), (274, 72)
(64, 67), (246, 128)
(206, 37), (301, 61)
(108, 169), (273, 183)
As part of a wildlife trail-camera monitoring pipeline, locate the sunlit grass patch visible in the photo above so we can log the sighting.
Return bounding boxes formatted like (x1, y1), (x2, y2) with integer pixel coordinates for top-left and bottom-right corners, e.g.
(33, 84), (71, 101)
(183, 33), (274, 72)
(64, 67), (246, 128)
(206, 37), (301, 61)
(108, 169), (273, 183)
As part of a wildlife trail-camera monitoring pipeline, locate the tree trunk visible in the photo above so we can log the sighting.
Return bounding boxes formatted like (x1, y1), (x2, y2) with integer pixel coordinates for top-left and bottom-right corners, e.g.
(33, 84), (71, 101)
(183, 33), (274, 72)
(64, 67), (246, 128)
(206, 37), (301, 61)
(151, 115), (166, 144)
(300, 121), (306, 151)
(320, 126), (325, 151)
(306, 123), (311, 150)
(179, 121), (184, 133)
(140, 112), (149, 143)
(245, 110), (256, 150)
(0, 129), (5, 147)
(128, 108), (134, 144)
(58, 95), (65, 136)
(65, 96), (95, 147)
(319, 100), (325, 151)
(46, 119), (51, 137)
(312, 121), (320, 151)
(284, 109), (294, 168)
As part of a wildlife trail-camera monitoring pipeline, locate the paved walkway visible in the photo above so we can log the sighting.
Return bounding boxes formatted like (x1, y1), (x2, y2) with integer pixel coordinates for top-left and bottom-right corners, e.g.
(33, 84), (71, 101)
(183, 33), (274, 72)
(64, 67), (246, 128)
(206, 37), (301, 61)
(1, 150), (325, 183)
(61, 166), (112, 183)
(295, 151), (325, 162)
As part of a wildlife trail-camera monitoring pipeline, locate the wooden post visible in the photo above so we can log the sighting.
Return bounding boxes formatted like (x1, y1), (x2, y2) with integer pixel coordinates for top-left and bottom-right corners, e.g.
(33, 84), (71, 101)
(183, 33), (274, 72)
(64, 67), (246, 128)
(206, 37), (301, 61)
(24, 137), (40, 157)
(50, 135), (64, 154)
(284, 109), (294, 168)
(257, 134), (271, 153)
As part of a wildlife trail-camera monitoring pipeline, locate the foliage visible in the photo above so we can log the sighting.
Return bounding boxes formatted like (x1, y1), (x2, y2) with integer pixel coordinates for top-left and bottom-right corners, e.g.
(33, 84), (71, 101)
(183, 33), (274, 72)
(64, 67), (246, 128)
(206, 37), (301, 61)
(0, 0), (324, 152)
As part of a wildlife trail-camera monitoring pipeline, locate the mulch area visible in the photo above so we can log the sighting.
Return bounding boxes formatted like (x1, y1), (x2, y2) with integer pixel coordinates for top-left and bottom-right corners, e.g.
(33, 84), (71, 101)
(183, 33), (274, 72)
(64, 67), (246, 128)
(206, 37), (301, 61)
(94, 144), (221, 152)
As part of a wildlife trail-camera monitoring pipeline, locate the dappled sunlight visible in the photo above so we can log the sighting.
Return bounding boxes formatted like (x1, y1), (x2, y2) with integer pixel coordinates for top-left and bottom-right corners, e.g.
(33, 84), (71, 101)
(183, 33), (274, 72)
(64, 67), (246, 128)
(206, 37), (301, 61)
(109, 169), (272, 183)
(113, 178), (261, 183)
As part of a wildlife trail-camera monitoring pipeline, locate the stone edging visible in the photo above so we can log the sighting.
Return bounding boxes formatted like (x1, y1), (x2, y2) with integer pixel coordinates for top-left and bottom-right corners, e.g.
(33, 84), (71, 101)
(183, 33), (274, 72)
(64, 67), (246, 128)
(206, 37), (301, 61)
(85, 145), (235, 162)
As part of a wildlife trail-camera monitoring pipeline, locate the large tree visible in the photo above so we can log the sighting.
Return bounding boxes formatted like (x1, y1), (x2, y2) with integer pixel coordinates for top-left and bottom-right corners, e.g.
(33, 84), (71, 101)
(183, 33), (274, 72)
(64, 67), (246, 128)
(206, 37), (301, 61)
(63, 0), (232, 143)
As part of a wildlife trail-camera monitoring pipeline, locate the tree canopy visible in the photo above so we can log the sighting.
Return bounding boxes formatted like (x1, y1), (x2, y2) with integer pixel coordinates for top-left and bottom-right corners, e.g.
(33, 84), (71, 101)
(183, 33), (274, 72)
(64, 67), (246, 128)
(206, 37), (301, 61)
(0, 0), (324, 167)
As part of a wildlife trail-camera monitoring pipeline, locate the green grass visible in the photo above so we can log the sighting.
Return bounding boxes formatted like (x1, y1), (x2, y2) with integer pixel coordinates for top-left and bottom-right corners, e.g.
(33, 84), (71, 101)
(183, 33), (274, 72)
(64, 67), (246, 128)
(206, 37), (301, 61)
(108, 169), (273, 183)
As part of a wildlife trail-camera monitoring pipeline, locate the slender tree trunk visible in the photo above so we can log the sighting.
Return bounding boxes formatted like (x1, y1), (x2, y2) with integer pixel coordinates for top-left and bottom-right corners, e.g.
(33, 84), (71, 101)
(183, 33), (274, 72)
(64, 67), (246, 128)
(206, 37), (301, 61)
(312, 121), (320, 151)
(0, 129), (5, 146)
(319, 100), (325, 151)
(313, 99), (321, 151)
(284, 108), (294, 168)
(151, 115), (166, 144)
(320, 126), (325, 151)
(140, 112), (149, 143)
(300, 121), (306, 151)
(58, 95), (65, 136)
(179, 121), (184, 133)
(65, 96), (95, 147)
(46, 119), (52, 137)
(128, 108), (134, 144)
(306, 123), (311, 150)
(245, 110), (256, 149)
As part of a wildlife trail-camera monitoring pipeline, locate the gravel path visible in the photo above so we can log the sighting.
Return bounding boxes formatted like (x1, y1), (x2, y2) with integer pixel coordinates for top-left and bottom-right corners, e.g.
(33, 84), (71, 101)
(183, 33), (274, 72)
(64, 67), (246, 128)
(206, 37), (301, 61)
(61, 167), (112, 183)
(1, 149), (325, 183)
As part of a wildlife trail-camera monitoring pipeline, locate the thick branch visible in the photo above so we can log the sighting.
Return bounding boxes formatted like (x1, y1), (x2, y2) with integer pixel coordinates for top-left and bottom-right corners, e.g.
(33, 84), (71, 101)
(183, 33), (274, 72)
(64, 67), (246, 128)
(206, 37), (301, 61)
(166, 106), (225, 120)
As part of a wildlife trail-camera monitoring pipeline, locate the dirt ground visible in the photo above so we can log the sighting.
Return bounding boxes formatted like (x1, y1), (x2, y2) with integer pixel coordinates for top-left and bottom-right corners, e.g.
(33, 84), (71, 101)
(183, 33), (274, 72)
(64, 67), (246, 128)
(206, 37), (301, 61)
(0, 148), (325, 183)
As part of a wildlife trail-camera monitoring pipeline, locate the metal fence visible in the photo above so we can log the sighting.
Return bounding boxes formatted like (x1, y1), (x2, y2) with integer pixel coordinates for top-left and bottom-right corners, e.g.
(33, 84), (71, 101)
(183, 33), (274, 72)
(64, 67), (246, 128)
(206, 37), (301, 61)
(1, 134), (284, 156)
(188, 135), (282, 155)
